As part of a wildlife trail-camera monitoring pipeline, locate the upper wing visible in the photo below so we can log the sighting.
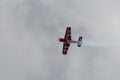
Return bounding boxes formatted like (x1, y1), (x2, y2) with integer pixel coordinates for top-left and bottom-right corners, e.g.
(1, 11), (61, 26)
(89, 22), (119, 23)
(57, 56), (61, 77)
(62, 43), (70, 55)
(64, 27), (71, 40)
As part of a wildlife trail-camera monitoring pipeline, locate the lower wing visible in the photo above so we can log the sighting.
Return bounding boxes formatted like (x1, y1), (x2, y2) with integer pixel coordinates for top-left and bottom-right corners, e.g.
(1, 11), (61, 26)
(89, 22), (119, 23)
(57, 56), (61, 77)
(62, 43), (70, 55)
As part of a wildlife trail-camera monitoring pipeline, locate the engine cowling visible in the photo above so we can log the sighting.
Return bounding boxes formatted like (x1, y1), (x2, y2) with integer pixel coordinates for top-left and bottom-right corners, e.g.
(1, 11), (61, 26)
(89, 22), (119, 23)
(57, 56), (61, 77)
(59, 38), (66, 42)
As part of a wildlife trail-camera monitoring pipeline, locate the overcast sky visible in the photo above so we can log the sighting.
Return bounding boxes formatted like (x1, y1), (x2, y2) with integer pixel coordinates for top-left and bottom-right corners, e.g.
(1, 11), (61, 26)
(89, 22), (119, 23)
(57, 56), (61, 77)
(1, 0), (120, 80)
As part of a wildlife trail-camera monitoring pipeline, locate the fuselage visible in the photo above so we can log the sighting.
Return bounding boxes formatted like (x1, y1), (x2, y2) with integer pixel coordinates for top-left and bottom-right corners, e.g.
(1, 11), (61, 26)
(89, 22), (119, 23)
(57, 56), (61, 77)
(59, 38), (78, 44)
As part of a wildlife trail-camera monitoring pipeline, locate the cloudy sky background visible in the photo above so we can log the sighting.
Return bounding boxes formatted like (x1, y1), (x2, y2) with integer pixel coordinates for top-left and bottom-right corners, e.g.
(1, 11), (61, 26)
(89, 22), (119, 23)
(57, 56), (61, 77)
(1, 0), (120, 80)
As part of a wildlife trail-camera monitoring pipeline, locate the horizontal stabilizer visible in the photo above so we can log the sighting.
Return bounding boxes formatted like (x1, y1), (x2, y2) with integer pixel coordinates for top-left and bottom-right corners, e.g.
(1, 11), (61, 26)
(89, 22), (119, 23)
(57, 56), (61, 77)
(78, 37), (82, 47)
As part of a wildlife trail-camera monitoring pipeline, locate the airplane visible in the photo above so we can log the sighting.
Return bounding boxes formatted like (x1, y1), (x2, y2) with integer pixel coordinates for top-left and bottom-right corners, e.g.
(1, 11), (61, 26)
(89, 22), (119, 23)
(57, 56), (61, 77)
(59, 27), (83, 55)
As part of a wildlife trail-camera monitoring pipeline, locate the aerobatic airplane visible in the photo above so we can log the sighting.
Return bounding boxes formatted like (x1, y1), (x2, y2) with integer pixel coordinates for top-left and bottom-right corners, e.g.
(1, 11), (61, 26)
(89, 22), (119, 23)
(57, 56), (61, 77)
(59, 27), (83, 55)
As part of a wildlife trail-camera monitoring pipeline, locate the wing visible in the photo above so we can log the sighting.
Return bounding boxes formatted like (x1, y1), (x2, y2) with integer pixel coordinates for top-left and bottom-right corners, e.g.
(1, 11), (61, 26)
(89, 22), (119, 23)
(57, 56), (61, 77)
(62, 43), (70, 55)
(64, 27), (71, 40)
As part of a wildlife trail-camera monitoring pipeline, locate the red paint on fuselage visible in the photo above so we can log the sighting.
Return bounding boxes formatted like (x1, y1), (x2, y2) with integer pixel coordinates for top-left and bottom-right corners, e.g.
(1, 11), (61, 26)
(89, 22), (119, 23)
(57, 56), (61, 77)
(59, 38), (78, 44)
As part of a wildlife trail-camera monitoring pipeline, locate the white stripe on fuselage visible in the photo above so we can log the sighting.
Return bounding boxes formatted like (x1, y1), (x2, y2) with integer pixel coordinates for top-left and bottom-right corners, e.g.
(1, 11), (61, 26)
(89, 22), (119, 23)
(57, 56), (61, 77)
(67, 40), (78, 44)
(67, 40), (82, 45)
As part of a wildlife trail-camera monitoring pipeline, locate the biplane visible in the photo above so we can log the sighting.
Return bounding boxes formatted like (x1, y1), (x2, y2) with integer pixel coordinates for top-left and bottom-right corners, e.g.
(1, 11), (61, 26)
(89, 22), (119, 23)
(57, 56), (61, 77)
(59, 27), (82, 55)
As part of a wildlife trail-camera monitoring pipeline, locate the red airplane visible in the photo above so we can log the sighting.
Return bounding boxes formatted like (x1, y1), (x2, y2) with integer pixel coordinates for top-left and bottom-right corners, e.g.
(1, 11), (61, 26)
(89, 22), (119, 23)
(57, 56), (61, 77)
(59, 27), (83, 55)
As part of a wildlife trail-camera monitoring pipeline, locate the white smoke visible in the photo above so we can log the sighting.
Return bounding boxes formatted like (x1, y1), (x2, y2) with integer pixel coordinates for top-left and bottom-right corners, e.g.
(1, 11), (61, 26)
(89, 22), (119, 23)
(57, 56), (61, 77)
(83, 40), (120, 48)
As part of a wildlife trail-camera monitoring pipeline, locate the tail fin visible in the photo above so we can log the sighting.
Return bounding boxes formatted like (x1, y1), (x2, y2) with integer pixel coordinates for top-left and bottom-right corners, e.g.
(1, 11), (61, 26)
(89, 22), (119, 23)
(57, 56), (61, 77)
(78, 36), (82, 47)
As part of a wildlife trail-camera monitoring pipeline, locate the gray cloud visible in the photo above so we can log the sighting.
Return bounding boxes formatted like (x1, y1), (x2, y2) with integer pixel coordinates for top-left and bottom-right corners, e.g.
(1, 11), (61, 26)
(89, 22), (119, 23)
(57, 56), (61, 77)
(1, 0), (120, 80)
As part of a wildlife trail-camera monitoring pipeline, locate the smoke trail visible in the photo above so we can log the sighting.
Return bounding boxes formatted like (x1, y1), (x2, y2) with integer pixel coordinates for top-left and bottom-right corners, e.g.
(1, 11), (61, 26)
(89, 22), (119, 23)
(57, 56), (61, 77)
(82, 40), (120, 48)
